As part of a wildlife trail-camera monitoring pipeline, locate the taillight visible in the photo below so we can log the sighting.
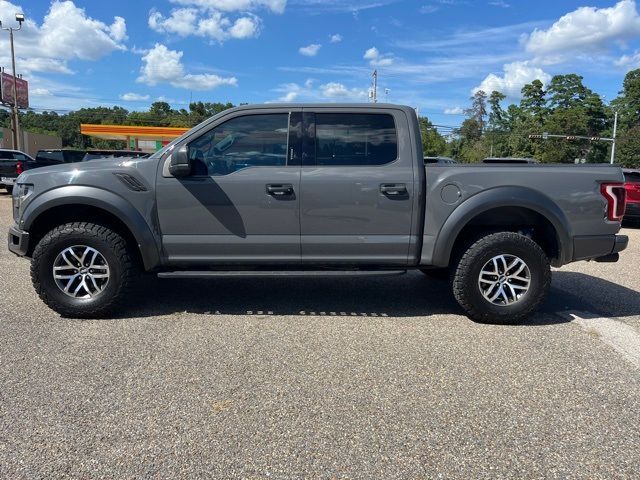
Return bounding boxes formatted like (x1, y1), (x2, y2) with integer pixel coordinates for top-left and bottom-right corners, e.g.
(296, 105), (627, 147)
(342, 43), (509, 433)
(15, 161), (23, 175)
(625, 182), (640, 203)
(600, 183), (626, 222)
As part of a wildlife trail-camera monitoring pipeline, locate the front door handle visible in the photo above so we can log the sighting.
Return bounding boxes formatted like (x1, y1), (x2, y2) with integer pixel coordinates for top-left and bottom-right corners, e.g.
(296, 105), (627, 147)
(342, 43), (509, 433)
(380, 183), (408, 196)
(266, 184), (294, 197)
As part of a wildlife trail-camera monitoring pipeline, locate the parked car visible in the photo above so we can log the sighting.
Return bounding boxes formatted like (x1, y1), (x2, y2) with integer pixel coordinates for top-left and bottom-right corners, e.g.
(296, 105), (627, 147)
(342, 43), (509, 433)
(424, 156), (457, 164)
(0, 149), (34, 194)
(8, 104), (628, 323)
(623, 169), (640, 225)
(82, 150), (150, 162)
(31, 149), (87, 168)
(483, 157), (539, 164)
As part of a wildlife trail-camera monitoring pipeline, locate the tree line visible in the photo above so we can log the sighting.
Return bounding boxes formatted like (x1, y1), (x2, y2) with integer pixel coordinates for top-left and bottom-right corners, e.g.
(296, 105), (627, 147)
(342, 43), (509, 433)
(420, 68), (640, 167)
(0, 68), (638, 166)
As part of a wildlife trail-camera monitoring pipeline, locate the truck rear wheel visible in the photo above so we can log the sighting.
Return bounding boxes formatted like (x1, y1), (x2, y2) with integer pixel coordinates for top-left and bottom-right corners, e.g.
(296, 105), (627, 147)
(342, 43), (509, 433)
(451, 232), (551, 324)
(31, 222), (139, 318)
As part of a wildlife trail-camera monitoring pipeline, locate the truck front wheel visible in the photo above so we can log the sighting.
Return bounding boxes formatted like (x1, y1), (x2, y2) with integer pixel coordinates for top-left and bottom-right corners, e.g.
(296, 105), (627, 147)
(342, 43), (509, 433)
(451, 232), (551, 324)
(31, 222), (140, 318)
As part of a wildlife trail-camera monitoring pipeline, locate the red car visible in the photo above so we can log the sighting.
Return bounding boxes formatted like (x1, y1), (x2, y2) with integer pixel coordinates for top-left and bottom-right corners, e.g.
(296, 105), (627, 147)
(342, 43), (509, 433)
(623, 169), (640, 225)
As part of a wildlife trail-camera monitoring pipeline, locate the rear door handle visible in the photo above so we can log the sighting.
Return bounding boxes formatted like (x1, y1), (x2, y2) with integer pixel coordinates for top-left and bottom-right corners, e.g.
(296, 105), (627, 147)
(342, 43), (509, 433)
(380, 183), (408, 196)
(266, 184), (294, 196)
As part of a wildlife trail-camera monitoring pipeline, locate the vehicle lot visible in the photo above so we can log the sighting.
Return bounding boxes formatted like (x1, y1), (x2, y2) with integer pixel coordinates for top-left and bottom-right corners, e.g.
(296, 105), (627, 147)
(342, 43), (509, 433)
(1, 192), (639, 478)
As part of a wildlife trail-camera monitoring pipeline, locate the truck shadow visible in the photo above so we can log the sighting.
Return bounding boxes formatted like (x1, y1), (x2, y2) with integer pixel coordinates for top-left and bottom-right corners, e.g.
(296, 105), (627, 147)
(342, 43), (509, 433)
(121, 271), (640, 325)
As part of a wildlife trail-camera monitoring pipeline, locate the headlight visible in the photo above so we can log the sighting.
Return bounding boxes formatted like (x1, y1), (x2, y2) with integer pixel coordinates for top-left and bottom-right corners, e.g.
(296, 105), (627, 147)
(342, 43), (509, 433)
(12, 183), (34, 220)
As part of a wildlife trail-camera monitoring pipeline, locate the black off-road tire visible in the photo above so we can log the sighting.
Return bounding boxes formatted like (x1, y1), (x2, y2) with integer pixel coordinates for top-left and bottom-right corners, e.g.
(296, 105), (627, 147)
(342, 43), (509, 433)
(4, 185), (13, 194)
(419, 267), (450, 280)
(451, 232), (551, 324)
(31, 222), (140, 318)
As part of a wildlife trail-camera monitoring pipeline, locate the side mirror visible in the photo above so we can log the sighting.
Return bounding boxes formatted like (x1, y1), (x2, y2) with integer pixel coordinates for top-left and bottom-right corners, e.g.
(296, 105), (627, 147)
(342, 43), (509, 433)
(168, 145), (191, 177)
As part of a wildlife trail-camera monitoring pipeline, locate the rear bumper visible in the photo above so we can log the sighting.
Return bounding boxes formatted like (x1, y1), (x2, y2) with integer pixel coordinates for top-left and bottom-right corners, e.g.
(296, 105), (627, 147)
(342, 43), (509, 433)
(1, 176), (16, 186)
(573, 234), (628, 262)
(7, 225), (29, 257)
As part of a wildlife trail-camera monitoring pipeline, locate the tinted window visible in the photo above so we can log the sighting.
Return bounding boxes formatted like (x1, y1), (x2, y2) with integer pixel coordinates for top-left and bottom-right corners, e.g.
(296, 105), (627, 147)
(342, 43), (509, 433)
(188, 114), (289, 176)
(62, 151), (87, 163)
(0, 151), (13, 159)
(315, 113), (397, 166)
(12, 152), (29, 161)
(36, 151), (64, 163)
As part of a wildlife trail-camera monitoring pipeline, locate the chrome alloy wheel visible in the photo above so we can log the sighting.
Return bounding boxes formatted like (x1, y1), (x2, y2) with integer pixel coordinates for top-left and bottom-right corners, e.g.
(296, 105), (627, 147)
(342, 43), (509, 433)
(53, 245), (110, 299)
(477, 254), (531, 306)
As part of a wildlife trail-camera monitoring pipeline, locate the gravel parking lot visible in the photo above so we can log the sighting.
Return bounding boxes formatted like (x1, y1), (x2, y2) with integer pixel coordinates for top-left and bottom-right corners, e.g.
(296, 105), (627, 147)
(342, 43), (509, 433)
(1, 191), (639, 479)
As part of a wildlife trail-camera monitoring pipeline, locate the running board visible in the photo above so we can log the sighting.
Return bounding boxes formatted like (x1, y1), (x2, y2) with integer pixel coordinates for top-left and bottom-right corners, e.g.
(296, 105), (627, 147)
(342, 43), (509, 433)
(158, 270), (407, 279)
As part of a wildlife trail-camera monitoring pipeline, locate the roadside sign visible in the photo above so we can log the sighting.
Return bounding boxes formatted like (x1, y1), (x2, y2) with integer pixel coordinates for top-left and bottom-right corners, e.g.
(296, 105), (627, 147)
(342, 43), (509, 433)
(0, 72), (29, 109)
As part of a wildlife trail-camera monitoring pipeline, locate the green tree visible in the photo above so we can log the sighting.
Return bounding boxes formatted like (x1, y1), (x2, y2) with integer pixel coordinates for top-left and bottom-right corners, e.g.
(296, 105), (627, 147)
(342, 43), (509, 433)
(616, 126), (640, 167)
(466, 90), (488, 132)
(419, 116), (447, 156)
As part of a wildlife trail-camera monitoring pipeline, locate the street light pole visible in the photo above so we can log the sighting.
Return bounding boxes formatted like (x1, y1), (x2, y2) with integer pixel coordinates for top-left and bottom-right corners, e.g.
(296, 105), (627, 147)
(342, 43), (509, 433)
(610, 111), (618, 165)
(1, 13), (24, 151)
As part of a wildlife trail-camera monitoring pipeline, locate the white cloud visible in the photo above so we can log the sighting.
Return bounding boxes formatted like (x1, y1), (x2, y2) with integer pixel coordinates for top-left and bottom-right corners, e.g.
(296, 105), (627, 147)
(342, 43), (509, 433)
(525, 0), (640, 58)
(150, 0), (281, 42)
(120, 93), (151, 101)
(419, 5), (438, 14)
(299, 43), (322, 56)
(488, 1), (510, 8)
(149, 8), (199, 36)
(473, 61), (551, 97)
(136, 43), (238, 90)
(31, 88), (52, 96)
(272, 79), (366, 102)
(363, 46), (394, 67)
(320, 82), (367, 100)
(170, 0), (287, 14)
(150, 8), (261, 41)
(330, 33), (342, 43)
(616, 50), (640, 68)
(364, 47), (379, 60)
(443, 106), (464, 115)
(229, 16), (260, 38)
(0, 0), (127, 76)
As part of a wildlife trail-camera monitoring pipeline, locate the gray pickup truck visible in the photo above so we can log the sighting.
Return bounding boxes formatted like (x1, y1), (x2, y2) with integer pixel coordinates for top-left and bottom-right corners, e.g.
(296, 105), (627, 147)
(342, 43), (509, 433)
(7, 104), (629, 323)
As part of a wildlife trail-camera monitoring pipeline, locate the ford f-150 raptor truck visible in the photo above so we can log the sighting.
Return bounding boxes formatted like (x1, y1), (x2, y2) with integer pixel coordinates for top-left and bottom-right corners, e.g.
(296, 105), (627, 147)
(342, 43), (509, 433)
(7, 104), (629, 323)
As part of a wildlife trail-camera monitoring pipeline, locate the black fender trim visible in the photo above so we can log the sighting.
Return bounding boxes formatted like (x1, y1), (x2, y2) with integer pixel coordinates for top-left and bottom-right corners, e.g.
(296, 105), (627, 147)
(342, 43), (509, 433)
(431, 186), (573, 267)
(21, 186), (161, 270)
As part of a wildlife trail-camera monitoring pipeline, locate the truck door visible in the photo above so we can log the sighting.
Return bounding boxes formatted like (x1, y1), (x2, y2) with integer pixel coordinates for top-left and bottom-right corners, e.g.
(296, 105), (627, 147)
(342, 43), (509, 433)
(155, 108), (302, 265)
(299, 108), (416, 265)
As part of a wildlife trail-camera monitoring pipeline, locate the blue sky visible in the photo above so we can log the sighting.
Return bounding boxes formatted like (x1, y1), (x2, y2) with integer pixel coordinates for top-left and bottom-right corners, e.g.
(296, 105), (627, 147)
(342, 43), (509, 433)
(1, 0), (640, 127)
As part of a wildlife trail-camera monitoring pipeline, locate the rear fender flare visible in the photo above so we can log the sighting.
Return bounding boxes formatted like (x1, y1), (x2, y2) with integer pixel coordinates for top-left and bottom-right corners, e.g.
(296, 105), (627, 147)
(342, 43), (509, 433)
(431, 186), (573, 267)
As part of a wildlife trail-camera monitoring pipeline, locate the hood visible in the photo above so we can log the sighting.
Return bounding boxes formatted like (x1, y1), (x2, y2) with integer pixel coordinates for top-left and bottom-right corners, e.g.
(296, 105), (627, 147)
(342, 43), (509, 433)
(16, 156), (155, 188)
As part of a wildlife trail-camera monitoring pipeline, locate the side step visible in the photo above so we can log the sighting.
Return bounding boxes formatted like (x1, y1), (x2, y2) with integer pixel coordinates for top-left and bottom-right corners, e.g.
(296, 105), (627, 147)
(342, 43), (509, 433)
(158, 270), (407, 279)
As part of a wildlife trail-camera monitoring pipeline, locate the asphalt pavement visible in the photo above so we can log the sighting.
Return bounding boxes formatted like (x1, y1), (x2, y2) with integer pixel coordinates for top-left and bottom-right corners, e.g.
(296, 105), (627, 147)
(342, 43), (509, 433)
(1, 192), (639, 479)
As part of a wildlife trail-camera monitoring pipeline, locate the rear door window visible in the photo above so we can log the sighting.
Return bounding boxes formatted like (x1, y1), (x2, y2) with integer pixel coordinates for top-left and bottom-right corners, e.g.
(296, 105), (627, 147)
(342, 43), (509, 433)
(314, 113), (398, 166)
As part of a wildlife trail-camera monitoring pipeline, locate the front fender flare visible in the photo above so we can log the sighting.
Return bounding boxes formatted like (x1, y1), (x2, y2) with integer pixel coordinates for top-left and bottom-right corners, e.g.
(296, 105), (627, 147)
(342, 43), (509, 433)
(431, 186), (573, 267)
(22, 185), (161, 270)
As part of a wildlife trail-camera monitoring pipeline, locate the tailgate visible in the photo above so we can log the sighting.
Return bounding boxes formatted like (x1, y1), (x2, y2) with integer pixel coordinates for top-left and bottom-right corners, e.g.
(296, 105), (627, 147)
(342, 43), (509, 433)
(0, 159), (17, 177)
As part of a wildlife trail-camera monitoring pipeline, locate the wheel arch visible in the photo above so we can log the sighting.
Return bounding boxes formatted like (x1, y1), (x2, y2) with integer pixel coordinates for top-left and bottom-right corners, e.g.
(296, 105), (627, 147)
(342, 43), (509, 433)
(22, 186), (161, 270)
(432, 186), (573, 268)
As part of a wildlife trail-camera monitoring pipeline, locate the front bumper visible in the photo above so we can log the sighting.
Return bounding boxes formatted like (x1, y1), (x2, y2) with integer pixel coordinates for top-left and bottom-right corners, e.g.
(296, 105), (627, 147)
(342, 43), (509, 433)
(573, 234), (628, 262)
(8, 225), (29, 257)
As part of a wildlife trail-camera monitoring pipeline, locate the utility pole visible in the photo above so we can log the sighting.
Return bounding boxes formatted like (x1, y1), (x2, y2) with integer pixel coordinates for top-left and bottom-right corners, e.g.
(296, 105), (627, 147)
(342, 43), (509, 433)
(610, 111), (618, 164)
(371, 70), (378, 103)
(1, 13), (24, 151)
